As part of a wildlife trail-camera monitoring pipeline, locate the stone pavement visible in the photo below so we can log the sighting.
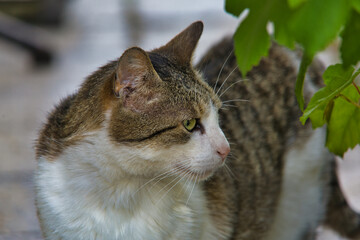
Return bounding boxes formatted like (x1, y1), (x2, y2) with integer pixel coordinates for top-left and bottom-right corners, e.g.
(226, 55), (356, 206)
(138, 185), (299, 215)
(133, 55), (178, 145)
(0, 0), (358, 239)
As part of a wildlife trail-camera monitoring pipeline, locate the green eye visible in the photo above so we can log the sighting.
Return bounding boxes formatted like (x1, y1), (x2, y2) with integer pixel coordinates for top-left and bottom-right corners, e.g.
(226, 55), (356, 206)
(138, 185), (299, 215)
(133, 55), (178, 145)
(183, 118), (197, 131)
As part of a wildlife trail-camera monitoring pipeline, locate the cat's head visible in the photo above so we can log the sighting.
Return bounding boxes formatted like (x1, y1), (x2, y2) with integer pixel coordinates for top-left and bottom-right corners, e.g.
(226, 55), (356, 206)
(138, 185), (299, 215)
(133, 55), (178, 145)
(107, 21), (230, 181)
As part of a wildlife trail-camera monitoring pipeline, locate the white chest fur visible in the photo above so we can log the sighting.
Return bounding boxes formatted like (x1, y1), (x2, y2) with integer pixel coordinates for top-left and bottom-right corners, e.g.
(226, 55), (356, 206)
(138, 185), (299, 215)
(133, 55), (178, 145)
(35, 133), (217, 240)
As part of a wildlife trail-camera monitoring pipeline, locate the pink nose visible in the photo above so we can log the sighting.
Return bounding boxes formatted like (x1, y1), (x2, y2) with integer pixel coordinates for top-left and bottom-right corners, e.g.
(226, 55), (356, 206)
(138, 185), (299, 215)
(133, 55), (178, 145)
(217, 144), (230, 162)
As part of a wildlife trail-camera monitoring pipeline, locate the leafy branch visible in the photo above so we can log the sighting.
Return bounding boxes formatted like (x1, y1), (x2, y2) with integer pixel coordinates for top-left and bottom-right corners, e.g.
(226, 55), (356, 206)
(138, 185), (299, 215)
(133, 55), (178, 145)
(225, 0), (360, 157)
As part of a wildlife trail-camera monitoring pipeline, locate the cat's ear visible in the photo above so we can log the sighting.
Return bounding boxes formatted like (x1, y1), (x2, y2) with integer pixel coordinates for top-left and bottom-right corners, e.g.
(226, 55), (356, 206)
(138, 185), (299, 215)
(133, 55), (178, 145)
(154, 21), (203, 66)
(114, 47), (159, 98)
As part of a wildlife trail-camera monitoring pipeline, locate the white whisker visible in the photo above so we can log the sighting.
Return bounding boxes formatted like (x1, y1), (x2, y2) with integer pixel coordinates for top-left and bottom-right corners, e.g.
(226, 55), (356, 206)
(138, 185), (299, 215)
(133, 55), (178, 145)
(222, 98), (250, 104)
(216, 66), (238, 96)
(156, 174), (180, 196)
(222, 104), (237, 109)
(186, 175), (197, 206)
(148, 169), (179, 191)
(219, 79), (248, 98)
(214, 49), (234, 92)
(224, 163), (238, 181)
(157, 174), (187, 204)
(134, 169), (175, 194)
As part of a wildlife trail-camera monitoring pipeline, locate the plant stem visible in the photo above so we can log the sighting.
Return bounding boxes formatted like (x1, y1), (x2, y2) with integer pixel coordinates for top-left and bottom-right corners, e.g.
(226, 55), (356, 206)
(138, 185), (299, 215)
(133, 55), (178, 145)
(339, 94), (360, 108)
(353, 82), (360, 95)
(351, 67), (360, 95)
(295, 54), (312, 111)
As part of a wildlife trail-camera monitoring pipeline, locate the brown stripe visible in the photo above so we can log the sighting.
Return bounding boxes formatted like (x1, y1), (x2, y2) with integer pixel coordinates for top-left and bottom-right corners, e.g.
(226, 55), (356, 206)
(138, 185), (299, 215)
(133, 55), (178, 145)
(123, 126), (178, 142)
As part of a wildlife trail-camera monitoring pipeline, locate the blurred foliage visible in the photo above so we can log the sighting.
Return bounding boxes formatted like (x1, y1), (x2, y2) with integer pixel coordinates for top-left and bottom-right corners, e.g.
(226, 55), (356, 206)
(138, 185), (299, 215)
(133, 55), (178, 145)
(225, 0), (360, 157)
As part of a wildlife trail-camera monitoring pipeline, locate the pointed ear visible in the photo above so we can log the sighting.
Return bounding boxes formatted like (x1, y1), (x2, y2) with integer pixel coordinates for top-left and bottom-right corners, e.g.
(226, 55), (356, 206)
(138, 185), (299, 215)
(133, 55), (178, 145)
(114, 47), (159, 97)
(154, 21), (203, 65)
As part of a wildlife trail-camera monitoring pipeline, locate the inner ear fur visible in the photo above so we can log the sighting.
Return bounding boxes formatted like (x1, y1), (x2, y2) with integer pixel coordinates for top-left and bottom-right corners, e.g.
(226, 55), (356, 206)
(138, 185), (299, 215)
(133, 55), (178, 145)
(153, 21), (204, 66)
(114, 47), (160, 98)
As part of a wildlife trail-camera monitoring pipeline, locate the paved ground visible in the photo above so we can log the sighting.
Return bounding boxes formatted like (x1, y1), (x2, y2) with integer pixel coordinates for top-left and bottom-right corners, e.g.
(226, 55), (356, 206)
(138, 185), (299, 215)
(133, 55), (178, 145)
(0, 0), (359, 239)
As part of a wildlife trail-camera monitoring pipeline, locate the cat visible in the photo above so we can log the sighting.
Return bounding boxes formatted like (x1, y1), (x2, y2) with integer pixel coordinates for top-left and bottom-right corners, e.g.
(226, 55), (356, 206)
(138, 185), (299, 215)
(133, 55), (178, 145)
(35, 21), (360, 239)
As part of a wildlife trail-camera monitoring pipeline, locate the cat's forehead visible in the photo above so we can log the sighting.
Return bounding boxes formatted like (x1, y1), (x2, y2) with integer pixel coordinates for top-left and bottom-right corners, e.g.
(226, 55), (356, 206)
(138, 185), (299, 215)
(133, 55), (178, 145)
(148, 52), (221, 111)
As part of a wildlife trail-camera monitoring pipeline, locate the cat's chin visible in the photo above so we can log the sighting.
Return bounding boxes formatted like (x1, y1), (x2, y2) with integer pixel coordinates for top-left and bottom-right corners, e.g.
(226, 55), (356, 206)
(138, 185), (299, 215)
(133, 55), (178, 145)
(174, 164), (220, 181)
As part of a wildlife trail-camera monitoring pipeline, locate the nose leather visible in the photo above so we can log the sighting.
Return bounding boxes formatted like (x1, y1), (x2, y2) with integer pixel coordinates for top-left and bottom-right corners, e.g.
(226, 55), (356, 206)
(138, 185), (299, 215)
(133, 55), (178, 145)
(217, 144), (230, 161)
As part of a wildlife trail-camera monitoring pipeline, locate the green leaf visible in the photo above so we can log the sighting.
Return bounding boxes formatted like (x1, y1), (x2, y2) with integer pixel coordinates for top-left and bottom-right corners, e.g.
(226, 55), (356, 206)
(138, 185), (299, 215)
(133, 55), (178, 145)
(287, 0), (307, 9)
(323, 98), (335, 123)
(341, 10), (360, 67)
(352, 0), (360, 13)
(300, 64), (355, 125)
(229, 0), (287, 75)
(288, 0), (350, 57)
(322, 64), (354, 85)
(269, 0), (296, 49)
(273, 23), (296, 49)
(309, 105), (327, 128)
(233, 12), (270, 75)
(326, 86), (360, 156)
(225, 0), (256, 17)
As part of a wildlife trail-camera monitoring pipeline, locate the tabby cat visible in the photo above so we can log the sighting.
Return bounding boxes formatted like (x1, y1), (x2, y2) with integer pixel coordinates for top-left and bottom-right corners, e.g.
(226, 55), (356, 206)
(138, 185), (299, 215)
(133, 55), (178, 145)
(35, 21), (360, 239)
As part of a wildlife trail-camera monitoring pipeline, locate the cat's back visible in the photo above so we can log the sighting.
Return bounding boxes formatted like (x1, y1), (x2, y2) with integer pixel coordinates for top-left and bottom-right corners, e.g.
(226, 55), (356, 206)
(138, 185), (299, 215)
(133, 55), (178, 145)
(197, 38), (330, 239)
(198, 38), (304, 140)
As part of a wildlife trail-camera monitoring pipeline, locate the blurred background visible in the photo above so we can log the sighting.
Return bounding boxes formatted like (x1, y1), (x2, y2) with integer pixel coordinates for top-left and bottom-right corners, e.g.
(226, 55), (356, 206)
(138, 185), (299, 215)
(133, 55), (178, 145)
(0, 0), (358, 239)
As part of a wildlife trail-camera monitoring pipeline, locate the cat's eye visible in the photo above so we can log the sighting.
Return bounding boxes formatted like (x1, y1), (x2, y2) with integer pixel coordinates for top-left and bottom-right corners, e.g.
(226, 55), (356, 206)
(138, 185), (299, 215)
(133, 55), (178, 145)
(183, 119), (197, 132)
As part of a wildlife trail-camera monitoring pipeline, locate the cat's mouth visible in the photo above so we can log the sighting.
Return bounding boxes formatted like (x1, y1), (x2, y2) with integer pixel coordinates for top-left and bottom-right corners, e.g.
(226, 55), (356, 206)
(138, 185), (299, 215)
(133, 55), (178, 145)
(175, 164), (217, 180)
